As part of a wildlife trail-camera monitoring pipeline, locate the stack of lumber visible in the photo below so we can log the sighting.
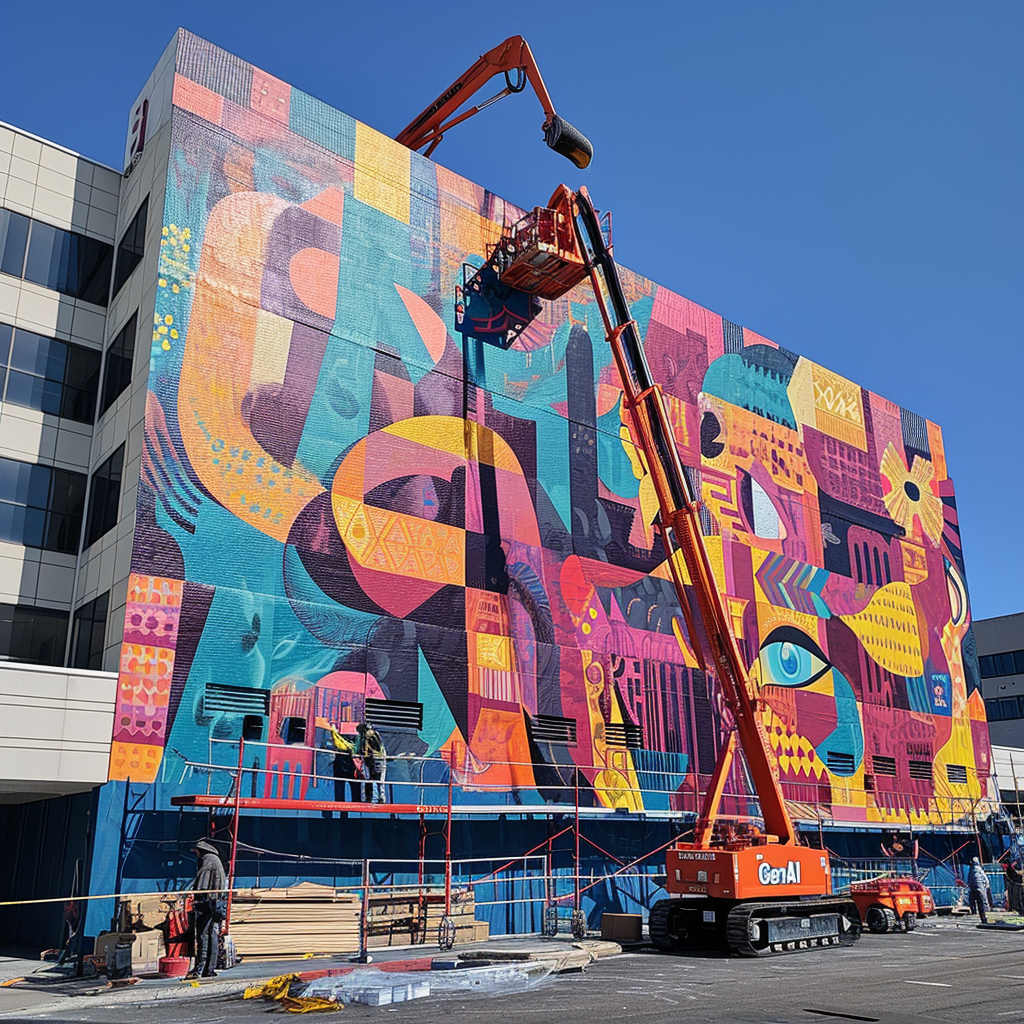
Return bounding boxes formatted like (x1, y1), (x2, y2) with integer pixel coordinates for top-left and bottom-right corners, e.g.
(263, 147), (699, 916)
(366, 889), (488, 948)
(228, 882), (360, 956)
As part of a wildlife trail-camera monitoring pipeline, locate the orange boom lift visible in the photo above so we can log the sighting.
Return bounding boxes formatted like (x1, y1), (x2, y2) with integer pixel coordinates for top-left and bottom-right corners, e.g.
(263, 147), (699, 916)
(395, 35), (592, 169)
(397, 38), (861, 955)
(479, 185), (862, 956)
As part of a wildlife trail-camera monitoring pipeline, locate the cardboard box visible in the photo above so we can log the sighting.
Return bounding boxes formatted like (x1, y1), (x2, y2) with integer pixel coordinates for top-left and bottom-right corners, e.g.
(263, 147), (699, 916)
(600, 913), (642, 942)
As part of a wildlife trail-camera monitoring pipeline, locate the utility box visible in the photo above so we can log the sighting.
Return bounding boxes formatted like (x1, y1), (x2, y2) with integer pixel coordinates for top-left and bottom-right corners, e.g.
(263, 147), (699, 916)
(95, 929), (167, 976)
(601, 913), (643, 942)
(598, 913), (638, 942)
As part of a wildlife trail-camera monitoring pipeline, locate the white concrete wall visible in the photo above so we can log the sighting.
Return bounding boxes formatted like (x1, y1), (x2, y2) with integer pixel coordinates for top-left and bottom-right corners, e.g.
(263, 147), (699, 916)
(0, 661), (117, 801)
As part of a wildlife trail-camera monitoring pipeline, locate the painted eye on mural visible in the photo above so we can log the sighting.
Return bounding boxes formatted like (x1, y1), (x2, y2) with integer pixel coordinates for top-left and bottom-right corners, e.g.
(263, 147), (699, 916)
(738, 471), (785, 541)
(758, 626), (831, 688)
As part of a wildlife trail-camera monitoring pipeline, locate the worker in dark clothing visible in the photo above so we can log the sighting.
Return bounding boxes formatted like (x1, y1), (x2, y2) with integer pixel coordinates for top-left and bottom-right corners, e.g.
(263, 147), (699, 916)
(192, 840), (227, 977)
(967, 856), (992, 924)
(358, 722), (386, 803)
(1004, 859), (1023, 913)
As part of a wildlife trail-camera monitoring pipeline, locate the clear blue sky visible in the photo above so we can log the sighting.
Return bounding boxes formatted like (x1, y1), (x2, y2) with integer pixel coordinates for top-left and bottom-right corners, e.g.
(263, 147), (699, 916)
(3, 1), (1021, 619)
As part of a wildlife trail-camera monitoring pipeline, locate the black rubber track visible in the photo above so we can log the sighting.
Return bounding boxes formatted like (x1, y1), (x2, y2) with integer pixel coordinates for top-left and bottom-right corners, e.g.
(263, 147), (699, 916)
(648, 899), (674, 951)
(725, 898), (862, 957)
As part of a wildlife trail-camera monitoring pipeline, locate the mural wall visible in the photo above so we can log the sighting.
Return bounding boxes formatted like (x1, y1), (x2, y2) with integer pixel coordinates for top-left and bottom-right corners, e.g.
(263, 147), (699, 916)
(108, 31), (996, 828)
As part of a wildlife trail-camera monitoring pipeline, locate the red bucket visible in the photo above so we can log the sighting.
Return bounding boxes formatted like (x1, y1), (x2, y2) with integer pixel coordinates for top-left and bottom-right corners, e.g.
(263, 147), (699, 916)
(158, 956), (190, 977)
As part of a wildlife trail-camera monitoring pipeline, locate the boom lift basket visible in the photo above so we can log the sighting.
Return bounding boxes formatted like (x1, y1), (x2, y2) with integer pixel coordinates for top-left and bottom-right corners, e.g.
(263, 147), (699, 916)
(494, 202), (589, 300)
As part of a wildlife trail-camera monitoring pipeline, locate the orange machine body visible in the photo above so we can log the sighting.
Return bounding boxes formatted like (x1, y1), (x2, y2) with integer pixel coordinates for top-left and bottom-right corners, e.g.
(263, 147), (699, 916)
(850, 878), (934, 920)
(667, 843), (832, 902)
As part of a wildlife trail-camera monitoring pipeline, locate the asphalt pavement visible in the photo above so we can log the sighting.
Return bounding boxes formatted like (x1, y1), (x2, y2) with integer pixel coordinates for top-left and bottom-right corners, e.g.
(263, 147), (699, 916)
(1, 917), (1021, 1023)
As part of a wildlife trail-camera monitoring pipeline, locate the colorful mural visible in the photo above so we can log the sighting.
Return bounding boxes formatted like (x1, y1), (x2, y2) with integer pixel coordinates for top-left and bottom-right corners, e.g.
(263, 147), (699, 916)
(108, 31), (996, 828)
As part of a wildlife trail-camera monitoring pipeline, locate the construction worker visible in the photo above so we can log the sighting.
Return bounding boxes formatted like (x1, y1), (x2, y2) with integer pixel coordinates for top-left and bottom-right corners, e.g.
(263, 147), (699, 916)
(967, 856), (992, 924)
(326, 725), (362, 802)
(1004, 858), (1023, 913)
(357, 722), (386, 803)
(191, 839), (227, 977)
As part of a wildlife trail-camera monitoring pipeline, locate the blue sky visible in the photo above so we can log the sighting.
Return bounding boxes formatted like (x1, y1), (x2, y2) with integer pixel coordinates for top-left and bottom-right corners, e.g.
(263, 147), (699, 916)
(3, 1), (1021, 618)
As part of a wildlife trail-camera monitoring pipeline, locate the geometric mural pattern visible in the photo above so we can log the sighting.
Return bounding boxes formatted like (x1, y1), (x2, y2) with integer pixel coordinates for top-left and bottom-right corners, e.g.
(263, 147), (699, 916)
(109, 31), (997, 828)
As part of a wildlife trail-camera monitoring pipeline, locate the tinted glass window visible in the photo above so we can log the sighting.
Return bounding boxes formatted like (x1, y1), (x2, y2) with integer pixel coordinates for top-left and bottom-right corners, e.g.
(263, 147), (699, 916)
(100, 311), (137, 415)
(84, 444), (124, 548)
(24, 220), (71, 292)
(979, 655), (996, 678)
(0, 456), (86, 554)
(71, 590), (109, 670)
(0, 210), (30, 278)
(0, 603), (69, 667)
(77, 234), (114, 305)
(1, 324), (99, 423)
(995, 653), (1014, 676)
(985, 699), (1001, 721)
(0, 323), (11, 366)
(113, 197), (148, 296)
(0, 208), (112, 306)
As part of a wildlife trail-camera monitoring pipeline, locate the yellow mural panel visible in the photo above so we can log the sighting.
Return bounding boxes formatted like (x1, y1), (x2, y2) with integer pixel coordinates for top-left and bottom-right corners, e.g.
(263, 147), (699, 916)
(355, 121), (410, 224)
(839, 582), (924, 677)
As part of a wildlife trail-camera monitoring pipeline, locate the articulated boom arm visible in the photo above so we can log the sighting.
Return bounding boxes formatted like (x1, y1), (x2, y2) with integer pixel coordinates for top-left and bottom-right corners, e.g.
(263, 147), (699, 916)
(569, 188), (796, 848)
(395, 36), (592, 169)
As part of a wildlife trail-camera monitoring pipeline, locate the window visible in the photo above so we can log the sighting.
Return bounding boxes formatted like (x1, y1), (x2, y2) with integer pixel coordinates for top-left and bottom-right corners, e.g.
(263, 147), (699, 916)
(2, 324), (100, 423)
(871, 755), (898, 776)
(979, 649), (1024, 678)
(0, 210), (30, 278)
(112, 197), (148, 295)
(84, 444), (124, 548)
(0, 209), (112, 306)
(985, 698), (1001, 721)
(999, 697), (1022, 721)
(946, 764), (969, 786)
(0, 603), (69, 666)
(529, 714), (578, 746)
(604, 722), (644, 749)
(0, 456), (86, 554)
(70, 591), (108, 670)
(364, 698), (423, 730)
(100, 311), (137, 415)
(908, 760), (933, 782)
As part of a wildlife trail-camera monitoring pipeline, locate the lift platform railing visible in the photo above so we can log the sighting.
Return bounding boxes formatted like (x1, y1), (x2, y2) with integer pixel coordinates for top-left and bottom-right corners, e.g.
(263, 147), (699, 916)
(179, 736), (993, 830)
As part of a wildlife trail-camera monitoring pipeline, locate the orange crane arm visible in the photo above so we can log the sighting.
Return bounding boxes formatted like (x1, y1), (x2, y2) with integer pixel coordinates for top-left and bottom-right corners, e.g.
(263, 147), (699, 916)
(394, 36), (592, 168)
(568, 187), (796, 847)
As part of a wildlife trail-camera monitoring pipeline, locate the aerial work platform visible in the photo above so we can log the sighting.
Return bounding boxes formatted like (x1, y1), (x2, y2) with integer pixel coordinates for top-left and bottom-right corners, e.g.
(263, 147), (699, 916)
(170, 795), (447, 814)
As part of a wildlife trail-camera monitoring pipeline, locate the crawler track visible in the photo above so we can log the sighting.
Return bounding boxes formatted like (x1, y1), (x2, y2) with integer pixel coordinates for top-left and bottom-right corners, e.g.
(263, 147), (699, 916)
(650, 897), (861, 957)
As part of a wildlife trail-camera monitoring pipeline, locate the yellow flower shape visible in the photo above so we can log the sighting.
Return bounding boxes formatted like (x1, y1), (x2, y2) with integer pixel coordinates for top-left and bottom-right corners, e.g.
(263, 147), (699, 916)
(879, 441), (943, 544)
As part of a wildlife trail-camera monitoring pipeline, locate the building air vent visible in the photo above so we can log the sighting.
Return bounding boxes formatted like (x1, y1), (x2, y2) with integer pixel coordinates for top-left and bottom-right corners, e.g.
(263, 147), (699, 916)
(604, 722), (644, 749)
(529, 714), (578, 746)
(908, 760), (934, 781)
(872, 755), (897, 777)
(826, 751), (855, 775)
(204, 684), (270, 716)
(946, 763), (969, 786)
(365, 698), (423, 731)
